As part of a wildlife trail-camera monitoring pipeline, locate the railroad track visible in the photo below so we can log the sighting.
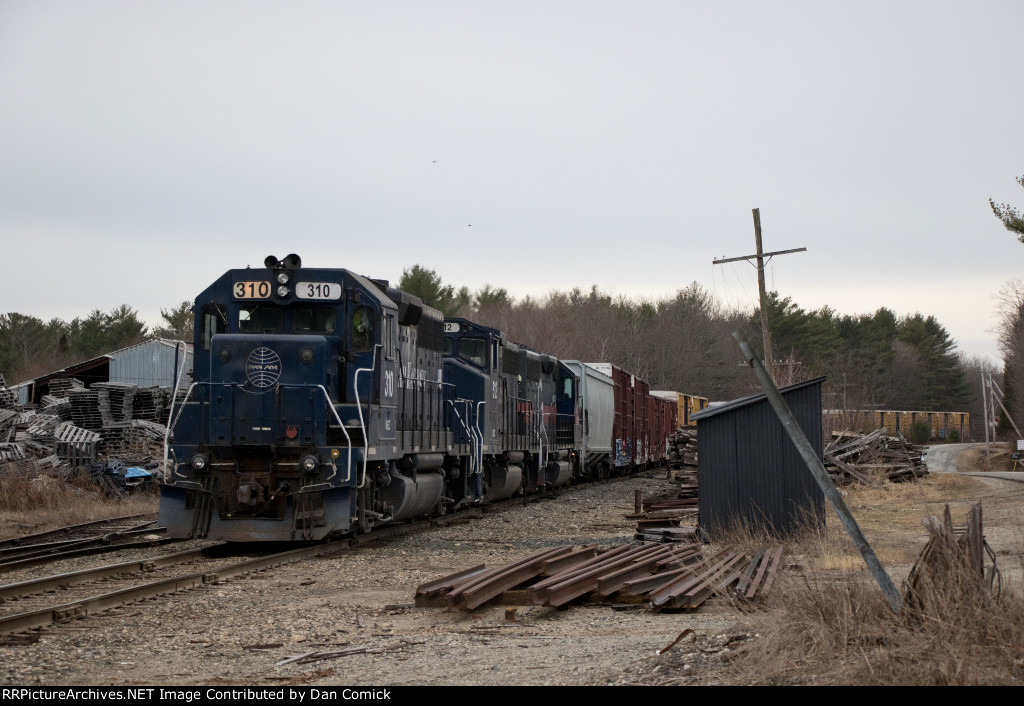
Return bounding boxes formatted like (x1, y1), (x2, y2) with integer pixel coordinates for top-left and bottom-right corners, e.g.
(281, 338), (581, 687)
(0, 514), (175, 573)
(0, 471), (658, 638)
(0, 513), (157, 550)
(0, 502), (503, 637)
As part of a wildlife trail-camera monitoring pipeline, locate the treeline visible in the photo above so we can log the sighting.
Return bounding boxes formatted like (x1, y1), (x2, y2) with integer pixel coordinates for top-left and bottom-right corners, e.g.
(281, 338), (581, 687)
(0, 266), (992, 429)
(0, 302), (192, 385)
(995, 280), (1024, 438)
(398, 266), (975, 415)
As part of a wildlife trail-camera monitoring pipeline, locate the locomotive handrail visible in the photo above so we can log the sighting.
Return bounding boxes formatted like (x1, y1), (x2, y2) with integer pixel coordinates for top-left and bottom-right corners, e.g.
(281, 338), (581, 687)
(530, 407), (549, 480)
(316, 384), (351, 483)
(353, 344), (383, 489)
(161, 339), (192, 478)
(162, 380), (353, 483)
(445, 398), (477, 477)
(475, 400), (485, 476)
(165, 381), (201, 479)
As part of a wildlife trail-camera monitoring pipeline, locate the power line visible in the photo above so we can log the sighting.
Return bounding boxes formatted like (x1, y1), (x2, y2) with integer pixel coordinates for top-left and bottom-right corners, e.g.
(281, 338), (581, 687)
(712, 208), (806, 383)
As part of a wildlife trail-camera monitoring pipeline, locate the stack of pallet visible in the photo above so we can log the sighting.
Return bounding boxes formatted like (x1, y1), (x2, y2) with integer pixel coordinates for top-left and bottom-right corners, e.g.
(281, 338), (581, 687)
(94, 381), (140, 424)
(823, 428), (928, 485)
(132, 387), (169, 423)
(48, 378), (83, 397)
(0, 379), (177, 483)
(0, 409), (17, 443)
(101, 419), (168, 461)
(53, 421), (101, 468)
(68, 387), (104, 431)
(40, 395), (73, 421)
(416, 542), (786, 612)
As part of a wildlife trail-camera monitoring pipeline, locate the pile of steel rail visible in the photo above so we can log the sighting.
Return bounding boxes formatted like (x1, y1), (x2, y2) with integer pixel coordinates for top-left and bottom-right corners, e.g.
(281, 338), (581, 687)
(416, 542), (786, 612)
(628, 489), (698, 544)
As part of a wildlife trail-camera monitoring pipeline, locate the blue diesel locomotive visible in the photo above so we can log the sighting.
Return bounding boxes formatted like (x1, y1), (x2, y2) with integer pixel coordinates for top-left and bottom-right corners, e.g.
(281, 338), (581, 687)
(158, 255), (590, 542)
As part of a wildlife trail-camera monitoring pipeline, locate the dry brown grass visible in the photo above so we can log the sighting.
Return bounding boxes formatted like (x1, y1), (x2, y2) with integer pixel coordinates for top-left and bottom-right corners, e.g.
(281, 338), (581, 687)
(719, 475), (1024, 685)
(0, 474), (157, 538)
(724, 550), (1024, 684)
(812, 473), (993, 568)
(958, 443), (1017, 473)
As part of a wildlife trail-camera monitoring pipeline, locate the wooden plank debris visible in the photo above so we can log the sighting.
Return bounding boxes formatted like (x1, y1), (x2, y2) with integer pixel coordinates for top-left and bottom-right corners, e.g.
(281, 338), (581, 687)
(823, 428), (928, 486)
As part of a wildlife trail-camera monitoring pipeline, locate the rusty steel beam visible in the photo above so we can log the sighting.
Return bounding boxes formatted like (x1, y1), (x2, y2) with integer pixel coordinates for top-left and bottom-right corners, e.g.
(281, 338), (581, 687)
(594, 545), (696, 596)
(678, 552), (748, 609)
(415, 564), (488, 602)
(447, 546), (576, 611)
(623, 565), (696, 595)
(734, 547), (766, 596)
(648, 549), (738, 607)
(743, 549), (772, 599)
(539, 546), (598, 576)
(536, 545), (675, 607)
(527, 544), (636, 597)
(758, 545), (786, 598)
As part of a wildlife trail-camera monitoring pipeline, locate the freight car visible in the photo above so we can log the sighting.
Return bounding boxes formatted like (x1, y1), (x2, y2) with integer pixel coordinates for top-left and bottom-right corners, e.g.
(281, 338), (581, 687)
(159, 256), (686, 542)
(651, 391), (708, 429)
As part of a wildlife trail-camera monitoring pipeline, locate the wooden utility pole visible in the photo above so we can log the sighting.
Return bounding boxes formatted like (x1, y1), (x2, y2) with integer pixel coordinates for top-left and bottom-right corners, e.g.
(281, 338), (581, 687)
(982, 369), (991, 472)
(713, 208), (806, 383)
(733, 332), (903, 614)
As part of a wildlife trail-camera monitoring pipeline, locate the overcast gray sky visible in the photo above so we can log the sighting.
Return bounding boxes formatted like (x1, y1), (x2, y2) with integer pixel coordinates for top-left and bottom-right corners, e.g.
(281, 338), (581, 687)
(1, 1), (1021, 364)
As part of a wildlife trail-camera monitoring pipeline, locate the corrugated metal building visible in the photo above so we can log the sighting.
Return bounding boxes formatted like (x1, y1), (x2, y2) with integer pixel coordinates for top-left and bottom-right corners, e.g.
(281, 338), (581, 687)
(109, 338), (193, 388)
(691, 377), (826, 539)
(15, 339), (193, 404)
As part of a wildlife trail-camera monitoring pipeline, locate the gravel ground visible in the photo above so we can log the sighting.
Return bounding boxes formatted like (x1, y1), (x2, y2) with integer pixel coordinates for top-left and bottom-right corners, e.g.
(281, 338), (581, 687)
(0, 473), (743, 687)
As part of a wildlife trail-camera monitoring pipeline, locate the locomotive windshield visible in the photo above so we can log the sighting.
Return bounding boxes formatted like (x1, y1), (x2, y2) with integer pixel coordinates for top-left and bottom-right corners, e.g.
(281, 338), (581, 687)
(238, 305), (284, 333)
(291, 307), (338, 334)
(458, 337), (487, 368)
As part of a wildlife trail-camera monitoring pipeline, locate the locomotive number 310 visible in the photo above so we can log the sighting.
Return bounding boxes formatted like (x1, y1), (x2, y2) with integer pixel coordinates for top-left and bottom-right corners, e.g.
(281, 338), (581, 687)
(234, 281), (271, 299)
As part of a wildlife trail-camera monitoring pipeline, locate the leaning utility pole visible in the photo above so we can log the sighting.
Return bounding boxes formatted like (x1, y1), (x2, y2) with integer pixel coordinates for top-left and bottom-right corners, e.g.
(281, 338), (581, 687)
(988, 371), (1022, 439)
(981, 369), (991, 472)
(713, 208), (806, 383)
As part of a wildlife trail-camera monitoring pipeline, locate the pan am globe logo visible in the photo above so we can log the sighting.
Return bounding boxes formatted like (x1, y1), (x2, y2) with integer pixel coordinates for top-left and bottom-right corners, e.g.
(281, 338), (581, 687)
(246, 347), (282, 389)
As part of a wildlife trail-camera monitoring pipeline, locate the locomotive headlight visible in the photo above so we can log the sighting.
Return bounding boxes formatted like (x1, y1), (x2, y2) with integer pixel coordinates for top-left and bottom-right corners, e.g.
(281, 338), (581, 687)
(277, 285), (290, 297)
(276, 272), (290, 285)
(191, 454), (209, 471)
(218, 346), (231, 363)
(299, 347), (314, 364)
(300, 455), (319, 473)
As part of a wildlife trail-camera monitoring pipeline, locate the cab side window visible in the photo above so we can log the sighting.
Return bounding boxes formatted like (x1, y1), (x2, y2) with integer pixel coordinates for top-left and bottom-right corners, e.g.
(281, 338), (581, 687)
(458, 337), (487, 368)
(352, 307), (373, 351)
(200, 304), (227, 350)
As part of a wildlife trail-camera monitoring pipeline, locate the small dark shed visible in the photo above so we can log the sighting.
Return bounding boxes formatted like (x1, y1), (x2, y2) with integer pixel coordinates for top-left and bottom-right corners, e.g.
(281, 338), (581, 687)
(691, 377), (826, 538)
